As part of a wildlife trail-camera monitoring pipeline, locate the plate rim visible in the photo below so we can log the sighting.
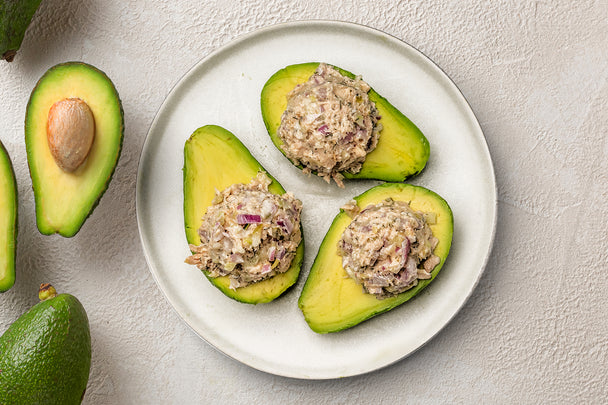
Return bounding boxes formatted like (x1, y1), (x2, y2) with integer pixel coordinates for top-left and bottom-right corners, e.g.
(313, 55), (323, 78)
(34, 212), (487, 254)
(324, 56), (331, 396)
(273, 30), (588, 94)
(135, 19), (498, 379)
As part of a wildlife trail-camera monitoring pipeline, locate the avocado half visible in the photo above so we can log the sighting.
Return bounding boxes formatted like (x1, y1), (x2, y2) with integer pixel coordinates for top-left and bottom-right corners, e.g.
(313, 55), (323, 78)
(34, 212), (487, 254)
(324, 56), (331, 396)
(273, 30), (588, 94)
(0, 140), (17, 292)
(260, 62), (430, 182)
(25, 62), (124, 237)
(298, 183), (453, 333)
(183, 125), (304, 304)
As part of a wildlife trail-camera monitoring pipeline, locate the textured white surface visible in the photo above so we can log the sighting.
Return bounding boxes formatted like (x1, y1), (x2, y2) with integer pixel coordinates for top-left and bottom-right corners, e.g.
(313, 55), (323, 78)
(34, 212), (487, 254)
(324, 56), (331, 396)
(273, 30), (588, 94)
(0, 0), (606, 403)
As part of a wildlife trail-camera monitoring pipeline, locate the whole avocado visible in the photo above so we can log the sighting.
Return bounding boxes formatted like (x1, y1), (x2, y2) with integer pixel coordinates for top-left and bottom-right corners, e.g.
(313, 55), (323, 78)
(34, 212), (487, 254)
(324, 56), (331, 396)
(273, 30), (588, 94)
(0, 0), (44, 61)
(0, 284), (91, 404)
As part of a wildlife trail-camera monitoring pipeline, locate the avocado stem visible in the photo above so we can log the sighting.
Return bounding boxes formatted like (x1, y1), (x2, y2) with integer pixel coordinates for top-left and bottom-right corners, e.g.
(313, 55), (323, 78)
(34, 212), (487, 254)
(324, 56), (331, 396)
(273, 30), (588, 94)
(39, 283), (58, 301)
(2, 50), (16, 62)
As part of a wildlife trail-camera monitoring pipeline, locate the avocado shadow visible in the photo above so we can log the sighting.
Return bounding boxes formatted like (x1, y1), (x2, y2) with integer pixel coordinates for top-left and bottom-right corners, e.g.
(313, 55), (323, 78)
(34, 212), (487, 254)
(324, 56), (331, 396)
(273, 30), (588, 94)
(16, 0), (95, 76)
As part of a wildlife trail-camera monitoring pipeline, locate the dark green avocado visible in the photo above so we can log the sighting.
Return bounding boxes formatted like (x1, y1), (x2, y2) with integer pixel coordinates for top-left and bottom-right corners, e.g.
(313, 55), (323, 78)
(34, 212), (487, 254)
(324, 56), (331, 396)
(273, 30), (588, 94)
(298, 183), (453, 333)
(183, 125), (304, 304)
(0, 0), (43, 61)
(0, 284), (91, 404)
(25, 62), (124, 237)
(0, 140), (17, 292)
(260, 62), (430, 183)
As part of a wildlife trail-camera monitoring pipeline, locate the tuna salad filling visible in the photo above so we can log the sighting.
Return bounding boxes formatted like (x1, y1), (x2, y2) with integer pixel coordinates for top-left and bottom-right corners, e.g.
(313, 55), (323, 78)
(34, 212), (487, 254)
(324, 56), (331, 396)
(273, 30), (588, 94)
(337, 198), (440, 299)
(277, 63), (382, 187)
(185, 172), (303, 289)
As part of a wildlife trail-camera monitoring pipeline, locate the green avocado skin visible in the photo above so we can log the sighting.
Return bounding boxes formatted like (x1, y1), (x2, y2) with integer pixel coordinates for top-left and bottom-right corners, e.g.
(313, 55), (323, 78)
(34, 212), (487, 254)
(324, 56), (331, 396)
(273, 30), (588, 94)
(0, 293), (91, 404)
(0, 0), (43, 61)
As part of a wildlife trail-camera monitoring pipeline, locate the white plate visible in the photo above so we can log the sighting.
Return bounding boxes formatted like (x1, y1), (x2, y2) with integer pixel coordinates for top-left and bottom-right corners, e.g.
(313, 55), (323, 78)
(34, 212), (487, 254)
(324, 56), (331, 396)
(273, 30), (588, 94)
(136, 21), (497, 379)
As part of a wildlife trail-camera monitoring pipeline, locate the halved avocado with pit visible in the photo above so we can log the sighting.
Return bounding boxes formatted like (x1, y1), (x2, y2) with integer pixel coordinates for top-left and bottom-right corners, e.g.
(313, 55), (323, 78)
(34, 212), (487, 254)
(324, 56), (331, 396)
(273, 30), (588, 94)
(25, 62), (124, 237)
(298, 183), (453, 333)
(260, 63), (430, 182)
(183, 125), (304, 304)
(0, 140), (17, 292)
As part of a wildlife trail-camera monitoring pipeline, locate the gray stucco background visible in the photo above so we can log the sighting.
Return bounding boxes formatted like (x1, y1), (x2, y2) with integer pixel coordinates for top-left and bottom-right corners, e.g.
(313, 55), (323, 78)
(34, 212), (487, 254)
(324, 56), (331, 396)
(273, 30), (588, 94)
(0, 1), (606, 403)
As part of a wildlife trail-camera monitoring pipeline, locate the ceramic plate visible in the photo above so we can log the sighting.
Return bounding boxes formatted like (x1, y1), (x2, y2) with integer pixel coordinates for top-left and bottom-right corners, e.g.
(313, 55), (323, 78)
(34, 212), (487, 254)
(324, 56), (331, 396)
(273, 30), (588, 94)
(136, 21), (496, 379)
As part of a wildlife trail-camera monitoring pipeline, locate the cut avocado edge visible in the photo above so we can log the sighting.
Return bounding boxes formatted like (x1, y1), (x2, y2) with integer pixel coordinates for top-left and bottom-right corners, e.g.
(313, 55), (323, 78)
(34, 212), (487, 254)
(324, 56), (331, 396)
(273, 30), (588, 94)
(260, 62), (430, 183)
(298, 183), (453, 333)
(0, 140), (17, 292)
(25, 61), (124, 237)
(183, 125), (304, 304)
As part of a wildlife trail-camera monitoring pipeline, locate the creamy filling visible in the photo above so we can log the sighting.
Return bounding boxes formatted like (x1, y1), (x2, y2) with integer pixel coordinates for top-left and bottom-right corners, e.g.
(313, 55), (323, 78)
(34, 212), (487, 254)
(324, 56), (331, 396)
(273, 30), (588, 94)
(185, 172), (303, 289)
(277, 63), (382, 187)
(337, 198), (440, 299)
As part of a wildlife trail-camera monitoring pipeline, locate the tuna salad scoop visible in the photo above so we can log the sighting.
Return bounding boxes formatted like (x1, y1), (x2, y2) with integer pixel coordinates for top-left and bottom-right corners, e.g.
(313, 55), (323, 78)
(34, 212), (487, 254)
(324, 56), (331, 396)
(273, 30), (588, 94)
(337, 198), (441, 299)
(277, 63), (382, 187)
(185, 172), (303, 290)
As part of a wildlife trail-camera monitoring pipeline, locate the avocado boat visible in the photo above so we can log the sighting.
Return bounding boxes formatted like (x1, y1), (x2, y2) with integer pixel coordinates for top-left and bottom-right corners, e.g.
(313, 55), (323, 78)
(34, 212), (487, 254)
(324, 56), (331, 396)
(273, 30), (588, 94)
(0, 284), (91, 404)
(183, 125), (304, 304)
(25, 62), (124, 237)
(260, 62), (430, 183)
(298, 183), (453, 333)
(0, 140), (17, 292)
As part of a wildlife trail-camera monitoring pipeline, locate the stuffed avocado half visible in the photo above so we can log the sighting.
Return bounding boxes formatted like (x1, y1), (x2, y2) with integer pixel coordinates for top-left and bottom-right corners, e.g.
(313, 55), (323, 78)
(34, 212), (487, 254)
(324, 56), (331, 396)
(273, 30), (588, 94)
(298, 183), (453, 333)
(0, 141), (17, 292)
(25, 62), (124, 237)
(260, 62), (430, 186)
(183, 125), (304, 304)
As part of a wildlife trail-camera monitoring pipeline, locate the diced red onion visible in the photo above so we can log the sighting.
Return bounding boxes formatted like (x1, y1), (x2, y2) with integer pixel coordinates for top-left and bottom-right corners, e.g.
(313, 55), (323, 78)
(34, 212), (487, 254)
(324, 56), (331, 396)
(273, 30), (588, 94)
(277, 218), (294, 234)
(237, 214), (261, 224)
(402, 239), (411, 257)
(398, 260), (417, 284)
(261, 263), (272, 274)
(268, 246), (276, 262)
(277, 246), (286, 260)
(318, 125), (330, 135)
(230, 253), (244, 263)
(397, 240), (411, 268)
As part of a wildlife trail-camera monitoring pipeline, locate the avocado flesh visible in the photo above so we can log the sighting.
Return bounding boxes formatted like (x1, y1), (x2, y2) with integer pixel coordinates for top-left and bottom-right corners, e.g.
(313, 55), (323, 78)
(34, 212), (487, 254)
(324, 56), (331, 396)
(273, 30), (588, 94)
(0, 141), (17, 292)
(25, 62), (124, 237)
(0, 0), (43, 61)
(260, 63), (430, 182)
(298, 183), (453, 333)
(0, 292), (91, 404)
(184, 125), (304, 304)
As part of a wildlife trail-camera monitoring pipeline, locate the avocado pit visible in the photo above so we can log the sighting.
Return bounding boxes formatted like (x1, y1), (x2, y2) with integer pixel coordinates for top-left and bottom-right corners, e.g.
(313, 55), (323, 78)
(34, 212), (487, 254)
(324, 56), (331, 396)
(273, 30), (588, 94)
(46, 97), (95, 172)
